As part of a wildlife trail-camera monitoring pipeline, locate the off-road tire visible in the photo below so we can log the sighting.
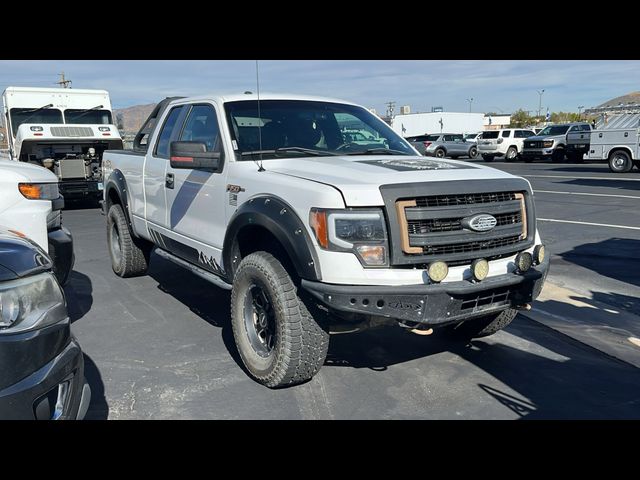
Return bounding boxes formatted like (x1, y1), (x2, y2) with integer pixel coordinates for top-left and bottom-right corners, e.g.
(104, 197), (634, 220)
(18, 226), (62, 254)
(230, 251), (330, 388)
(441, 308), (518, 341)
(107, 204), (151, 277)
(551, 148), (565, 163)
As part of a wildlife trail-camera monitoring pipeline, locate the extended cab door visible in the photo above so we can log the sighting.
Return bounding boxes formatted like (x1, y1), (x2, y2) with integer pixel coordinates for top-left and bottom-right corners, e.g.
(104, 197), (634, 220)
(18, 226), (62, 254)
(144, 104), (187, 229)
(163, 102), (227, 274)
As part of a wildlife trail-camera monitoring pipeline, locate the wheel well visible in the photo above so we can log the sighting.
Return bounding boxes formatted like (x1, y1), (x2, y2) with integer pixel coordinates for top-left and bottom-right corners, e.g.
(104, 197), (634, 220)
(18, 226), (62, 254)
(608, 147), (633, 159)
(107, 187), (121, 210)
(232, 225), (297, 282)
(508, 145), (518, 151)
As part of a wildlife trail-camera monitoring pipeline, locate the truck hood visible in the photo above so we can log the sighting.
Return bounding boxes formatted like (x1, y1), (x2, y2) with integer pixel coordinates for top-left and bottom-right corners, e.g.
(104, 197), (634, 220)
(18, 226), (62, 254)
(266, 155), (519, 206)
(0, 159), (58, 183)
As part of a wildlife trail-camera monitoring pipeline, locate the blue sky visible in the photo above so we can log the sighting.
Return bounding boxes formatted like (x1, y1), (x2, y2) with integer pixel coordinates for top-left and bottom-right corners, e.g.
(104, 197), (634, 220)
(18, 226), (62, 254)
(0, 60), (637, 114)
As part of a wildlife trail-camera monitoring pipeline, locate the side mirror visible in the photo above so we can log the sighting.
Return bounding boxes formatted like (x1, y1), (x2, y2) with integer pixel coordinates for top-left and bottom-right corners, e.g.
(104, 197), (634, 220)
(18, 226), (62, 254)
(170, 141), (222, 170)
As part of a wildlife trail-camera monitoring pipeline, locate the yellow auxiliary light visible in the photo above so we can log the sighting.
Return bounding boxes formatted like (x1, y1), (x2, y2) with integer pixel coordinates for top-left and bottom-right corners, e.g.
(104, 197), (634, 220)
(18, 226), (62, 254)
(533, 245), (545, 265)
(471, 258), (489, 281)
(515, 252), (533, 272)
(427, 261), (449, 283)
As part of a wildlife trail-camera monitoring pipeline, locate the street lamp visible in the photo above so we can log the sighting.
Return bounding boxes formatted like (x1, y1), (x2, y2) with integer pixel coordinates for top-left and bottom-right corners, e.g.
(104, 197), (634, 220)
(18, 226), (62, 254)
(466, 97), (474, 113)
(537, 89), (545, 119)
(578, 105), (584, 120)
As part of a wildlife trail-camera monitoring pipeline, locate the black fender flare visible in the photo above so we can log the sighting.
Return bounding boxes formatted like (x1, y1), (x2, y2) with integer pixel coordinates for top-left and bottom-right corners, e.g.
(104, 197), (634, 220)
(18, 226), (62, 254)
(223, 196), (322, 282)
(104, 169), (136, 235)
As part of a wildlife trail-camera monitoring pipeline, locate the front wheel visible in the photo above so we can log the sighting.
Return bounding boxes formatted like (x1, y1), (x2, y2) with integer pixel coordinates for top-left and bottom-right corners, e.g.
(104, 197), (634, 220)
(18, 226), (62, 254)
(107, 204), (151, 277)
(230, 252), (329, 388)
(609, 150), (633, 173)
(441, 308), (518, 341)
(551, 149), (565, 163)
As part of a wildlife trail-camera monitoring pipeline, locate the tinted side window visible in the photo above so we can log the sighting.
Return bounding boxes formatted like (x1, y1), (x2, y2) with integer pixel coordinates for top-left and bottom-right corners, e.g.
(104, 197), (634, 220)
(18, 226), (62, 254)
(179, 104), (221, 152)
(443, 135), (454, 141)
(426, 134), (440, 141)
(501, 130), (511, 138)
(155, 106), (185, 158)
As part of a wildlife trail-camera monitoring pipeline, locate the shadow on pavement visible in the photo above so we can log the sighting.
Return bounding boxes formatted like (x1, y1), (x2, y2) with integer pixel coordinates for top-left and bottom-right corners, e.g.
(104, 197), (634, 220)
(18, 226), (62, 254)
(64, 271), (94, 323)
(63, 198), (101, 211)
(558, 178), (640, 191)
(83, 353), (109, 420)
(560, 238), (640, 288)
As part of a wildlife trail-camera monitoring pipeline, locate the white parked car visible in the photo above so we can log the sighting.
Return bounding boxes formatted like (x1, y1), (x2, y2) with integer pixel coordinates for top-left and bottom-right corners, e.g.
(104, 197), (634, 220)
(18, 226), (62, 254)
(0, 155), (73, 284)
(478, 129), (536, 162)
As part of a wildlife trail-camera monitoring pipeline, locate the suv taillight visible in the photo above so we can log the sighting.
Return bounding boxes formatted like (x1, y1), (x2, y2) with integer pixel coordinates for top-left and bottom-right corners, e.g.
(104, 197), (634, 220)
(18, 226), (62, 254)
(497, 138), (504, 144)
(423, 141), (432, 147)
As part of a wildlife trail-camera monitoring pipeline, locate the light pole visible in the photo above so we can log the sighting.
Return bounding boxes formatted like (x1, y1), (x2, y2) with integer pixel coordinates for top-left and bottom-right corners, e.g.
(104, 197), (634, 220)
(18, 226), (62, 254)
(466, 97), (474, 113)
(578, 105), (584, 120)
(537, 89), (545, 119)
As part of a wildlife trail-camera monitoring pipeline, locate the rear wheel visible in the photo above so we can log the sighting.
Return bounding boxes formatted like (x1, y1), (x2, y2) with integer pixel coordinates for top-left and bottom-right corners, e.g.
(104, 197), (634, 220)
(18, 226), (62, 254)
(441, 309), (518, 341)
(230, 252), (330, 388)
(482, 154), (494, 162)
(469, 146), (478, 158)
(609, 150), (633, 173)
(107, 204), (151, 277)
(505, 146), (518, 162)
(435, 148), (446, 158)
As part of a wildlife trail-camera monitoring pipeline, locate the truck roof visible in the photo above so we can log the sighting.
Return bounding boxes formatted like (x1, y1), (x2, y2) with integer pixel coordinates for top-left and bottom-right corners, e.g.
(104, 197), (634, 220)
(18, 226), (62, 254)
(168, 92), (361, 106)
(3, 86), (110, 96)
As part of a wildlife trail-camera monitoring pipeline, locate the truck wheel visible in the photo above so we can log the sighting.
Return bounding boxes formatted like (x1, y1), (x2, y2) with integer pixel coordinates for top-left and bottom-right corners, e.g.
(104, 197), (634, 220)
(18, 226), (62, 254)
(442, 308), (518, 341)
(469, 146), (478, 158)
(481, 154), (494, 162)
(505, 147), (518, 162)
(551, 149), (565, 163)
(230, 252), (329, 388)
(107, 204), (151, 277)
(609, 150), (633, 173)
(435, 148), (446, 158)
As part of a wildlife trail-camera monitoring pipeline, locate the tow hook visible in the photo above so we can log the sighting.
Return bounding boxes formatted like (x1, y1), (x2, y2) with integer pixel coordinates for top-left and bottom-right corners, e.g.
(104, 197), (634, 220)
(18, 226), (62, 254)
(398, 320), (434, 335)
(517, 303), (532, 311)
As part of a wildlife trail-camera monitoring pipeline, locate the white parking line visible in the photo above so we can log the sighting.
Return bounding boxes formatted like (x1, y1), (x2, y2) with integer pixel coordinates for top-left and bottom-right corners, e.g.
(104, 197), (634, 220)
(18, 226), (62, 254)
(538, 218), (640, 231)
(525, 174), (640, 182)
(534, 190), (640, 200)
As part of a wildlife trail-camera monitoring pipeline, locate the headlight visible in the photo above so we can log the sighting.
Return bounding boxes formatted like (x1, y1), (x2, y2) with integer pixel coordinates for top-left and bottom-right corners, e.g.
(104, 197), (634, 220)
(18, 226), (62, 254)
(30, 126), (44, 132)
(18, 182), (59, 200)
(0, 273), (67, 334)
(543, 140), (554, 148)
(310, 208), (388, 267)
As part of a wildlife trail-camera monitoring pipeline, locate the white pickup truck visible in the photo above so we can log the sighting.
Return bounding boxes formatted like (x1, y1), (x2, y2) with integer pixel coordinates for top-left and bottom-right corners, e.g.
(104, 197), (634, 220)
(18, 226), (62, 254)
(102, 93), (549, 388)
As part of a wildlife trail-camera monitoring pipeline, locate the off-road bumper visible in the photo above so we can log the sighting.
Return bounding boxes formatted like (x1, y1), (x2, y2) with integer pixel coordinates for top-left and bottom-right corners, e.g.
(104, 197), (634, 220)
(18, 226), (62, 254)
(302, 257), (549, 325)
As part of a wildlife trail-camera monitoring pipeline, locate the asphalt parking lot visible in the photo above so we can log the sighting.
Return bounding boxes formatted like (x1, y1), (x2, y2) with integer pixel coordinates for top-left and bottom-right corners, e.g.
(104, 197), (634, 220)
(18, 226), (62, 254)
(64, 159), (640, 419)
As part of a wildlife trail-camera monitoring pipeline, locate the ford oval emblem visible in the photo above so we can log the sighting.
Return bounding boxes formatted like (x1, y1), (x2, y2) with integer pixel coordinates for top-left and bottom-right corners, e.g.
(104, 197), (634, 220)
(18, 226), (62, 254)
(463, 214), (497, 232)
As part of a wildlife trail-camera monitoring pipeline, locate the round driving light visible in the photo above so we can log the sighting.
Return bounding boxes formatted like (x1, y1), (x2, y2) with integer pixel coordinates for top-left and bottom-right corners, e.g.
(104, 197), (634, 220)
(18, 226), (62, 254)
(515, 252), (533, 272)
(533, 245), (545, 265)
(427, 261), (449, 283)
(471, 258), (489, 281)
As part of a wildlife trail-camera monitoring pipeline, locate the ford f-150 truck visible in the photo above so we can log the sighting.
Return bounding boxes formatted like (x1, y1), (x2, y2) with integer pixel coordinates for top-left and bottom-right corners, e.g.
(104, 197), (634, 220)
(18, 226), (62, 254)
(521, 122), (592, 163)
(102, 93), (549, 388)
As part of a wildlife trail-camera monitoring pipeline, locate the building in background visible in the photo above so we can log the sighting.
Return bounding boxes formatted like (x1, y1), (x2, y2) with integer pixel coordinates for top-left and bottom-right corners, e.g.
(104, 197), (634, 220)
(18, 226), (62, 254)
(483, 115), (511, 130)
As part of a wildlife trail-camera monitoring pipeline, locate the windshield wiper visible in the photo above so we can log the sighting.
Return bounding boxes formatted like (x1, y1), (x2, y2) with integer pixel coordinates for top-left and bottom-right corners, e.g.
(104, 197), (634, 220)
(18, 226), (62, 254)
(19, 103), (54, 123)
(240, 147), (338, 157)
(68, 104), (104, 120)
(345, 148), (410, 156)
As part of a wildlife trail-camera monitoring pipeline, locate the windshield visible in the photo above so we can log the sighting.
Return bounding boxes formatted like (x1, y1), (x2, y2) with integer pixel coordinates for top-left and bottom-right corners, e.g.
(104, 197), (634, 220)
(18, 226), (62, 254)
(64, 109), (113, 125)
(225, 100), (415, 159)
(10, 108), (63, 135)
(538, 125), (570, 136)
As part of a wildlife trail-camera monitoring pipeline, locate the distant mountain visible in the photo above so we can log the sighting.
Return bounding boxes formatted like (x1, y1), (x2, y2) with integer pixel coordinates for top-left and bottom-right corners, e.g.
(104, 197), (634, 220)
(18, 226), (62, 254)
(114, 103), (156, 134)
(597, 91), (640, 108)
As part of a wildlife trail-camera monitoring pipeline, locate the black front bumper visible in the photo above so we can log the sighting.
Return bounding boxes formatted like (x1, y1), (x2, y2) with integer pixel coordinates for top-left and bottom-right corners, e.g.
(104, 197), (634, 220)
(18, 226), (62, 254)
(48, 226), (74, 285)
(59, 180), (102, 199)
(302, 258), (549, 325)
(0, 322), (90, 420)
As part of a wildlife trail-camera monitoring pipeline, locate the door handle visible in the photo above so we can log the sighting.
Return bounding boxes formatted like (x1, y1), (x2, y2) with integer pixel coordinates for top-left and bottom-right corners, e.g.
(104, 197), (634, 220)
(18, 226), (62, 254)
(166, 173), (174, 189)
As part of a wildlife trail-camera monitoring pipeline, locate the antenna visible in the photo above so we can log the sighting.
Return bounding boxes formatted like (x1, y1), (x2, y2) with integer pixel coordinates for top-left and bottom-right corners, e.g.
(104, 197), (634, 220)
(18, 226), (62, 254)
(255, 60), (265, 172)
(57, 72), (72, 88)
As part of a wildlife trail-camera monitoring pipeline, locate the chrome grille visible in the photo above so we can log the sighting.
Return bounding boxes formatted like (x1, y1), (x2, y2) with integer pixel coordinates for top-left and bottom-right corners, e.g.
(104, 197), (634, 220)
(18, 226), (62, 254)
(415, 191), (516, 208)
(524, 141), (544, 148)
(50, 126), (94, 137)
(408, 211), (522, 235)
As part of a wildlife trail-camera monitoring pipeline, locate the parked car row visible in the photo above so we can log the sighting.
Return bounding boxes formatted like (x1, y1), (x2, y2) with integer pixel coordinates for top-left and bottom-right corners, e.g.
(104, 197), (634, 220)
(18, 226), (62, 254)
(406, 133), (478, 158)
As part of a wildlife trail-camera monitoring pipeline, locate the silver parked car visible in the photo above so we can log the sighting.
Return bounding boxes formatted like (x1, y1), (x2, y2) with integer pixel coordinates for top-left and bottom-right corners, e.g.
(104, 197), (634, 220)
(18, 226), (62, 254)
(422, 133), (478, 159)
(404, 134), (431, 155)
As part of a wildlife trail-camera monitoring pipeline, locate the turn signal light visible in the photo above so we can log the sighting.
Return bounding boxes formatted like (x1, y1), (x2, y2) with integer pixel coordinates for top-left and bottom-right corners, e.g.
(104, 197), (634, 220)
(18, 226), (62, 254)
(309, 210), (328, 248)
